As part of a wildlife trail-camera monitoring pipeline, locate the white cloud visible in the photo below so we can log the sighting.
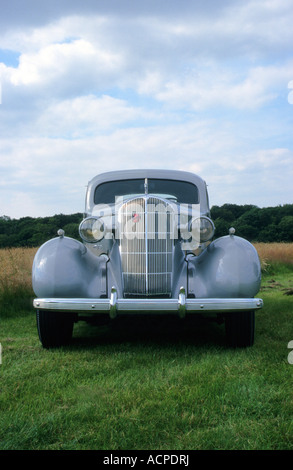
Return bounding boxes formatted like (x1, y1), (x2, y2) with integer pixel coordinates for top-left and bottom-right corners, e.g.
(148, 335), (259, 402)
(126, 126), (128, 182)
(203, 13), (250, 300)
(1, 118), (291, 217)
(2, 3), (293, 99)
(9, 39), (94, 86)
(148, 60), (293, 111)
(0, 1), (293, 218)
(2, 8), (292, 113)
(5, 36), (122, 95)
(34, 94), (156, 138)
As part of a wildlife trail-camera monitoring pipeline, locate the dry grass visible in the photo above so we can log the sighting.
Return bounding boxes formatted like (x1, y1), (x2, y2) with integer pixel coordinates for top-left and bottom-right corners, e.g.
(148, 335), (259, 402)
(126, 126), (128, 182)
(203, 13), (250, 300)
(253, 242), (293, 270)
(0, 244), (292, 293)
(0, 247), (37, 292)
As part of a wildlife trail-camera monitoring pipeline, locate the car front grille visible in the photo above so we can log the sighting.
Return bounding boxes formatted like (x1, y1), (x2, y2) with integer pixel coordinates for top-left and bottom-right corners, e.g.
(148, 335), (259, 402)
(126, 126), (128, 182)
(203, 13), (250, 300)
(119, 196), (174, 297)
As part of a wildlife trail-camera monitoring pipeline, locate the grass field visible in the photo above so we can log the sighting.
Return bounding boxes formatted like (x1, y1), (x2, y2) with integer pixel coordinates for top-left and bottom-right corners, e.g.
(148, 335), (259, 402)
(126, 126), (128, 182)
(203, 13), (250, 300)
(0, 244), (292, 450)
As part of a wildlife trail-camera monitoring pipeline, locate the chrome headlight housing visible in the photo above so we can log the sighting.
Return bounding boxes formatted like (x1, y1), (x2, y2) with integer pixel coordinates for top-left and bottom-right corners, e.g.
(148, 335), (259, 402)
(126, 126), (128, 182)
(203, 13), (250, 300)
(189, 216), (215, 243)
(79, 217), (105, 243)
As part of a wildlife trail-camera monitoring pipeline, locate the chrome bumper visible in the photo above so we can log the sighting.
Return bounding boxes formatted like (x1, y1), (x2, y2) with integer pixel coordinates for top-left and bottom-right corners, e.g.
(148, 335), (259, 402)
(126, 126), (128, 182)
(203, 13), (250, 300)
(33, 287), (263, 319)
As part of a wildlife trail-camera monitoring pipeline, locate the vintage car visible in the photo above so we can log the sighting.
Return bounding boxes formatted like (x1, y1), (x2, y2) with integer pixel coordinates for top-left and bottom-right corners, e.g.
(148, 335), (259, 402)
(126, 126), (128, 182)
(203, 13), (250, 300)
(32, 169), (263, 348)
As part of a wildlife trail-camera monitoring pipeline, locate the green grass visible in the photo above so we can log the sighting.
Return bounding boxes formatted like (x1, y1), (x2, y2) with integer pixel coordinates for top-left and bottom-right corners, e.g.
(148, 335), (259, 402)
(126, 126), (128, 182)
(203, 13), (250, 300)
(0, 263), (293, 450)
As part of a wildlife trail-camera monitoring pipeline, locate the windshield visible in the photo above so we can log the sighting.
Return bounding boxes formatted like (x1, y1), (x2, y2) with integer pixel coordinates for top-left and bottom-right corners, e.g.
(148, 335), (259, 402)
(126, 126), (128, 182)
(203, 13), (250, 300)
(94, 178), (199, 204)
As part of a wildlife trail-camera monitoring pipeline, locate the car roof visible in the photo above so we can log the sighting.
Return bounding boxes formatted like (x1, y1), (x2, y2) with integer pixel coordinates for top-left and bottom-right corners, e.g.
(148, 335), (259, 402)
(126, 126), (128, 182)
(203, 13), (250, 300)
(88, 168), (206, 188)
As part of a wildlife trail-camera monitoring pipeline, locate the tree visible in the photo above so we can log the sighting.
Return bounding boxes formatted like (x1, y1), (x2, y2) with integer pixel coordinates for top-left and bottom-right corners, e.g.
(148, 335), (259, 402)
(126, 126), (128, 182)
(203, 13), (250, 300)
(277, 216), (293, 242)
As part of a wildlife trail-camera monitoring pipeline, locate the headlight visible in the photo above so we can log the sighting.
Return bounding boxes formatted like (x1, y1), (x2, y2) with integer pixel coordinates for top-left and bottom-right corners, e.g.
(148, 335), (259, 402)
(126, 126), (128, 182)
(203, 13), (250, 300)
(189, 216), (215, 243)
(79, 217), (105, 243)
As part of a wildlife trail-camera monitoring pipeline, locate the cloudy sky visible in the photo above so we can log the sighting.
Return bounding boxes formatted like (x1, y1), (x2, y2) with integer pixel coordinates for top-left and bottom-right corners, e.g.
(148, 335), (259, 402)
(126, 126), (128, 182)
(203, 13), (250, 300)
(1, 0), (293, 219)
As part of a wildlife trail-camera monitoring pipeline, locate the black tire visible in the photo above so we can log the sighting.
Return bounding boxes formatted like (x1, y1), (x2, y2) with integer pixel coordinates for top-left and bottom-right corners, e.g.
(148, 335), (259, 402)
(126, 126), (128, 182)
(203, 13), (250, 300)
(36, 310), (74, 348)
(225, 311), (255, 348)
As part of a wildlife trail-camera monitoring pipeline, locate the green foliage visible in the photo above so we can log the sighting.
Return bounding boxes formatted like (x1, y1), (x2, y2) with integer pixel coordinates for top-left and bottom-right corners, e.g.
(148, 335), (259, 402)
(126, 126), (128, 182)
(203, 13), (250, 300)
(0, 213), (83, 248)
(210, 203), (293, 242)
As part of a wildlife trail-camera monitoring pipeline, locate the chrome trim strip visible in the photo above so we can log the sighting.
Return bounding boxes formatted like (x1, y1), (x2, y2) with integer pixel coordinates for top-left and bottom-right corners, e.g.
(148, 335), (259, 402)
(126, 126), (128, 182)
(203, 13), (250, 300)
(33, 296), (263, 314)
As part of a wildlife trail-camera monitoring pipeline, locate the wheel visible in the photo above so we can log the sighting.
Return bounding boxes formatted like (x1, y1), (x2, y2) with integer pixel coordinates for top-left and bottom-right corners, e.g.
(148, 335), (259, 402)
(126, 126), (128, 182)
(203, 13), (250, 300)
(225, 311), (255, 348)
(36, 310), (74, 348)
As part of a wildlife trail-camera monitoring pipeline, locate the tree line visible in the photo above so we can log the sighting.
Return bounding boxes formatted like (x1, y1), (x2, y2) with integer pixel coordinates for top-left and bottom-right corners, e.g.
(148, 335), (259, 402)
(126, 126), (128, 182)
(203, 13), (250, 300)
(0, 203), (292, 248)
(210, 203), (293, 242)
(0, 213), (83, 248)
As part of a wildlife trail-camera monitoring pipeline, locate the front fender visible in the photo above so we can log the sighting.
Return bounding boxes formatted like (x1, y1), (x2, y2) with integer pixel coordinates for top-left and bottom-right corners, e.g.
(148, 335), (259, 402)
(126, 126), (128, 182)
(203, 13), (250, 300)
(188, 235), (261, 298)
(32, 236), (107, 298)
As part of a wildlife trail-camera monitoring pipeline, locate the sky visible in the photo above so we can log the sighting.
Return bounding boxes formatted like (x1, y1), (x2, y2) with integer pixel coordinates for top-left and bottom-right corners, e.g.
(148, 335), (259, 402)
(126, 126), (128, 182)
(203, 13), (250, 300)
(1, 0), (293, 219)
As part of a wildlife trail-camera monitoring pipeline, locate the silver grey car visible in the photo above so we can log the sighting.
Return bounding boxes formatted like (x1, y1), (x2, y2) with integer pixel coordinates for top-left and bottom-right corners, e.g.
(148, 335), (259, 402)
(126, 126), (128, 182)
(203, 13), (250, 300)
(32, 170), (263, 348)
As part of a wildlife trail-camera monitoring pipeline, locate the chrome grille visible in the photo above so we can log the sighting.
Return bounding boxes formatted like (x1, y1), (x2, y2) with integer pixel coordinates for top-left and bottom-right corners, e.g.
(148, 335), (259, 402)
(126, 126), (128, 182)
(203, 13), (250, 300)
(119, 196), (174, 297)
